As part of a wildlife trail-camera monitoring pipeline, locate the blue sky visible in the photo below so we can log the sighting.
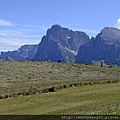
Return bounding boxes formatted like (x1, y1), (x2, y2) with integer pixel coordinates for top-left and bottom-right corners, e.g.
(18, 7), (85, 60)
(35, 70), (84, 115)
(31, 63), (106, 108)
(0, 0), (120, 52)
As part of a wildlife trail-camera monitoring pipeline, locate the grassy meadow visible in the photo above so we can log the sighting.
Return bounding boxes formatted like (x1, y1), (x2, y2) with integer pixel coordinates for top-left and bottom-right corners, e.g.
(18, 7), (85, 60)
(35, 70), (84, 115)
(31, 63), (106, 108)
(0, 61), (120, 115)
(0, 83), (120, 115)
(0, 61), (120, 96)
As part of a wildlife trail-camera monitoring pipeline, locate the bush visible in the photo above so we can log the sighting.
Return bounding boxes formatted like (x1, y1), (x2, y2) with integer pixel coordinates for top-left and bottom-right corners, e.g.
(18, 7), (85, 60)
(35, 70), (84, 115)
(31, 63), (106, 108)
(113, 80), (119, 83)
(83, 82), (89, 86)
(42, 88), (49, 93)
(2, 95), (9, 99)
(8, 94), (12, 98)
(73, 83), (78, 87)
(38, 90), (42, 94)
(93, 81), (100, 85)
(12, 93), (18, 98)
(0, 95), (3, 99)
(48, 86), (57, 92)
(18, 92), (24, 96)
(106, 80), (112, 84)
(88, 82), (94, 85)
(63, 84), (69, 89)
(70, 84), (74, 87)
(79, 82), (82, 86)
(25, 92), (30, 96)
(57, 85), (64, 90)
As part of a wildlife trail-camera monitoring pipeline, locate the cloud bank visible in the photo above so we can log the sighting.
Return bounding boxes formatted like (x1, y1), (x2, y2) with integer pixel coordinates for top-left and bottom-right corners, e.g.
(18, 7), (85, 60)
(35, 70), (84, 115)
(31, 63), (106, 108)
(0, 30), (23, 37)
(0, 19), (46, 52)
(114, 18), (120, 29)
(0, 19), (15, 27)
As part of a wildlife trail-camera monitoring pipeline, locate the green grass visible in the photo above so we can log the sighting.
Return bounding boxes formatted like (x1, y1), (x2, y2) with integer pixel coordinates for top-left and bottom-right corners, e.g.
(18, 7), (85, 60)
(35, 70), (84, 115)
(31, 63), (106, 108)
(0, 61), (120, 115)
(0, 83), (120, 115)
(0, 61), (120, 96)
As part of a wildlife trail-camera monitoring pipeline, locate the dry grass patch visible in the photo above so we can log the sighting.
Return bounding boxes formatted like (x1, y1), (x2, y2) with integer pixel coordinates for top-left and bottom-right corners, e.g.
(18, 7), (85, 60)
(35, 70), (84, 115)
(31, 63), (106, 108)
(0, 61), (120, 96)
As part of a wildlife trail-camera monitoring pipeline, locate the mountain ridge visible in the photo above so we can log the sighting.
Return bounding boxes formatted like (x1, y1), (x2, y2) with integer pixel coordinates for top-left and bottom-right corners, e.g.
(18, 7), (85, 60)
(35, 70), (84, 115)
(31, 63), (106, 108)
(1, 25), (120, 66)
(0, 44), (38, 60)
(75, 27), (120, 65)
(33, 24), (90, 62)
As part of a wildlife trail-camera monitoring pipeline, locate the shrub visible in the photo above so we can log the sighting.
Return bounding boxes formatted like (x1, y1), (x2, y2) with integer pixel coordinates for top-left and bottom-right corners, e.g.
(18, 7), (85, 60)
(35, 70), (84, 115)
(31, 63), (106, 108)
(88, 82), (94, 85)
(73, 83), (78, 87)
(2, 95), (9, 99)
(18, 92), (24, 96)
(70, 84), (74, 87)
(38, 90), (42, 94)
(106, 80), (112, 84)
(48, 86), (57, 92)
(83, 82), (89, 86)
(93, 81), (100, 85)
(8, 94), (12, 98)
(57, 85), (64, 90)
(113, 80), (119, 83)
(12, 93), (18, 98)
(25, 92), (30, 96)
(78, 82), (84, 86)
(0, 95), (3, 99)
(63, 84), (69, 89)
(42, 88), (49, 93)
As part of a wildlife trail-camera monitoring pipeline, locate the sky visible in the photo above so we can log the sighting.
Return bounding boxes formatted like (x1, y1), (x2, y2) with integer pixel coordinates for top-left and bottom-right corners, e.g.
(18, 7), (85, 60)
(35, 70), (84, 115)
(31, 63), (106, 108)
(0, 0), (120, 52)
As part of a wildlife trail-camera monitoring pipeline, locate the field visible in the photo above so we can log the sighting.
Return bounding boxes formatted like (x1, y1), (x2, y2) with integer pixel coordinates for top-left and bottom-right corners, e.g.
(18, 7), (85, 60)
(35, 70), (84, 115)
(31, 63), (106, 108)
(0, 61), (120, 96)
(0, 61), (120, 116)
(0, 83), (120, 115)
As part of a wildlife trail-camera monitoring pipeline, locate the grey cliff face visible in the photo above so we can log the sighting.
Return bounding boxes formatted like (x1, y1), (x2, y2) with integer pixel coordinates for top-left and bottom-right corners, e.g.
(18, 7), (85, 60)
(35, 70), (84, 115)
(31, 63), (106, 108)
(0, 44), (38, 60)
(75, 27), (120, 64)
(1, 25), (120, 66)
(33, 24), (90, 62)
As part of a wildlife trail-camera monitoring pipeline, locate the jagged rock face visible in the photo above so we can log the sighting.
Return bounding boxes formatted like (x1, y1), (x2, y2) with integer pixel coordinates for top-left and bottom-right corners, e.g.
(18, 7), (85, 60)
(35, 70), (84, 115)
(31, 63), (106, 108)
(0, 56), (14, 61)
(75, 27), (120, 64)
(34, 25), (90, 62)
(0, 44), (38, 60)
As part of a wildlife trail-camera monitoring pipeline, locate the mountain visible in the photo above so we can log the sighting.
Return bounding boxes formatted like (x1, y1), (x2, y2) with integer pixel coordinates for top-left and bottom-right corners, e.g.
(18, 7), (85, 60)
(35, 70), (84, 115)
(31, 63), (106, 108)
(33, 24), (90, 62)
(0, 44), (38, 60)
(75, 27), (120, 65)
(0, 56), (15, 61)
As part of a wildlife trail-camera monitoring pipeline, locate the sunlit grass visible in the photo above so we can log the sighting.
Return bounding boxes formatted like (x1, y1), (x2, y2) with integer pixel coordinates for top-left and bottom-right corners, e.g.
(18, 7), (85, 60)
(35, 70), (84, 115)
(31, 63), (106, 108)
(0, 83), (120, 115)
(0, 61), (120, 96)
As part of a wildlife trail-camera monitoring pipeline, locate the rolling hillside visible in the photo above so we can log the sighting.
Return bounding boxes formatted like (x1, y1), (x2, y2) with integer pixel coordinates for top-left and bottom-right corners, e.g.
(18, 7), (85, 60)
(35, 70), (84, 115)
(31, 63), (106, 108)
(0, 61), (120, 96)
(0, 61), (120, 117)
(0, 83), (120, 115)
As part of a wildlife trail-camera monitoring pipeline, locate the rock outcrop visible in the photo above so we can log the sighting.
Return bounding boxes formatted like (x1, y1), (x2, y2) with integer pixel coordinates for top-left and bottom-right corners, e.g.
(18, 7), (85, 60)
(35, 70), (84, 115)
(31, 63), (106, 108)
(0, 44), (38, 60)
(33, 24), (90, 62)
(75, 27), (120, 65)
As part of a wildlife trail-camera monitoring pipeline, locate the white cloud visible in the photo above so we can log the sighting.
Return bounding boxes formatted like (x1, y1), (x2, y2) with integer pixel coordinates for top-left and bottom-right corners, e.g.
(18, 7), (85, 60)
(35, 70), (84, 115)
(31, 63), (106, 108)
(0, 29), (41, 39)
(22, 35), (41, 38)
(0, 37), (39, 51)
(0, 30), (23, 37)
(0, 19), (15, 27)
(0, 38), (27, 47)
(114, 18), (120, 29)
(25, 25), (47, 31)
(0, 22), (45, 52)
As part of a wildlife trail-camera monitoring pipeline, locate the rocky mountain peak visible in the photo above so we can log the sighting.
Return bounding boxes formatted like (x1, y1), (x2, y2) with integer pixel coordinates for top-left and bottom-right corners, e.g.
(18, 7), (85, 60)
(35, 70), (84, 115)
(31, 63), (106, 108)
(75, 26), (120, 65)
(97, 27), (120, 45)
(51, 24), (62, 30)
(0, 44), (38, 60)
(46, 24), (71, 41)
(34, 25), (90, 62)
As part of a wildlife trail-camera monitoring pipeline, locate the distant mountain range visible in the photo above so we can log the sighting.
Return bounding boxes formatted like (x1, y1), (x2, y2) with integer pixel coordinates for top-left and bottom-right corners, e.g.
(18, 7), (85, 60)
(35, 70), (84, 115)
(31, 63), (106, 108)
(0, 25), (120, 66)
(0, 44), (38, 61)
